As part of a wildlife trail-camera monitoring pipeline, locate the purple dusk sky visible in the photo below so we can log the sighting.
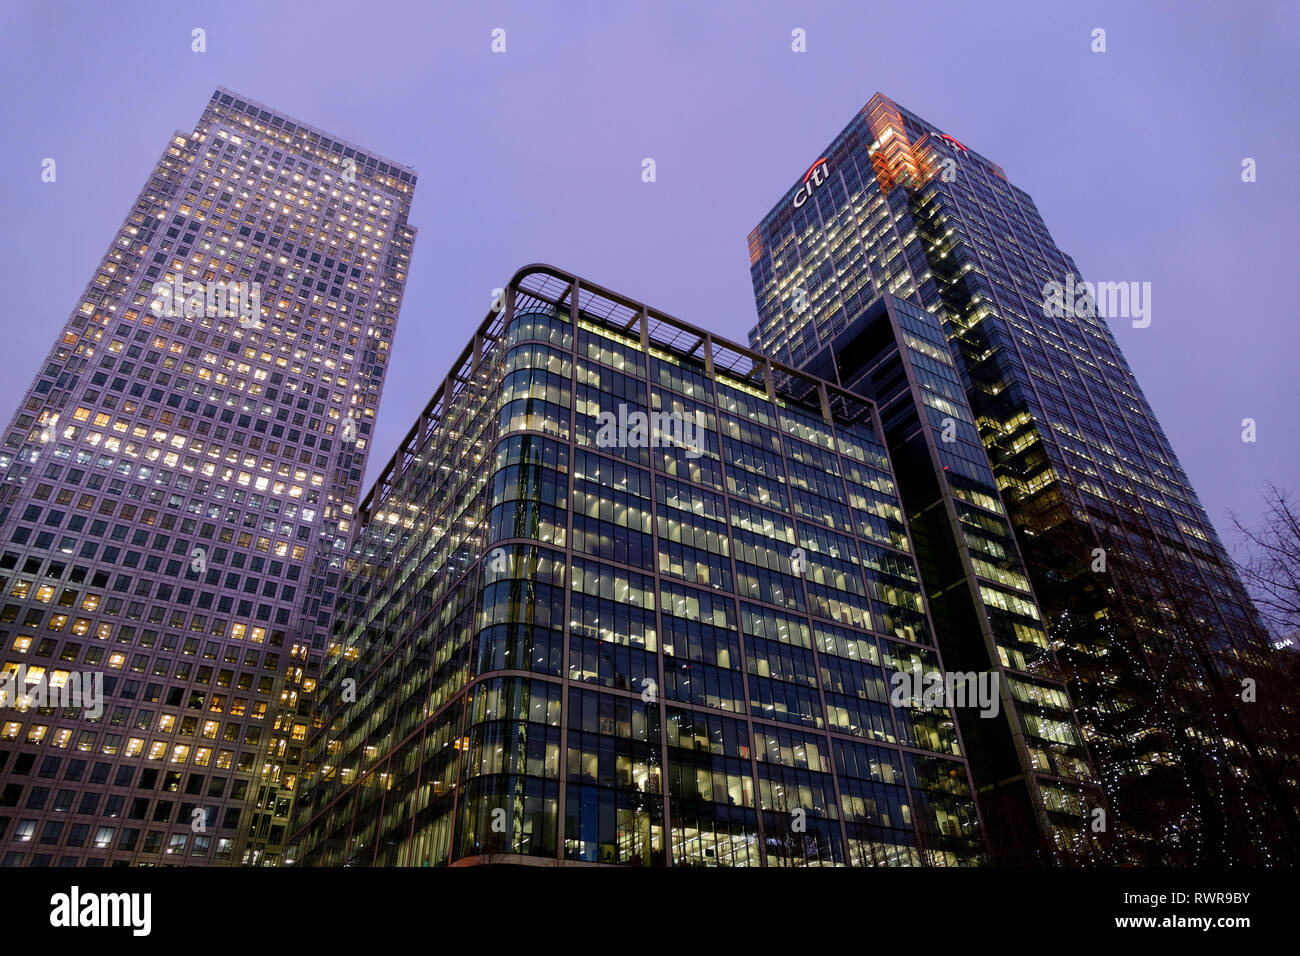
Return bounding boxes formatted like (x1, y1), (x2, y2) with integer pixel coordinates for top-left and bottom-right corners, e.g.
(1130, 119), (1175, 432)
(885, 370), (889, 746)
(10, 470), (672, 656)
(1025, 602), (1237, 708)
(0, 0), (1295, 561)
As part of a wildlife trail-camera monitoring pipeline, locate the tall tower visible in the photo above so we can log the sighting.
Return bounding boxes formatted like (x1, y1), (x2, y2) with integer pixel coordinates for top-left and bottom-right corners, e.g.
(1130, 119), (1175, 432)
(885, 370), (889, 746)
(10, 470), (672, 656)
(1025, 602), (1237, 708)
(0, 89), (416, 866)
(746, 93), (1297, 864)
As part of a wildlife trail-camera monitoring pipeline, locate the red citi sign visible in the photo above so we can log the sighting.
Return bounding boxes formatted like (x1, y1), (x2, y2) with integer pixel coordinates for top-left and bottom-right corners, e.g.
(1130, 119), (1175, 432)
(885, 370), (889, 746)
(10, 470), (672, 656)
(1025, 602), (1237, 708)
(792, 158), (830, 208)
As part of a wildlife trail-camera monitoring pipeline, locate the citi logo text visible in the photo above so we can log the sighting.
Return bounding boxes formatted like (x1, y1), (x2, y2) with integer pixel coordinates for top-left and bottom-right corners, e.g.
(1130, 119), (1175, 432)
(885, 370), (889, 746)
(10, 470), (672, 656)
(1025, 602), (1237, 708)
(792, 158), (831, 208)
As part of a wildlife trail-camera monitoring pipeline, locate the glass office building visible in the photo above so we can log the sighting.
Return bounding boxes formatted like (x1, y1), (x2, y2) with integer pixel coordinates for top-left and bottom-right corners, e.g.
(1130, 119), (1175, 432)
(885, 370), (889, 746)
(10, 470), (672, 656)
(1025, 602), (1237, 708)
(798, 290), (1100, 862)
(0, 90), (417, 866)
(747, 93), (1295, 864)
(291, 264), (988, 867)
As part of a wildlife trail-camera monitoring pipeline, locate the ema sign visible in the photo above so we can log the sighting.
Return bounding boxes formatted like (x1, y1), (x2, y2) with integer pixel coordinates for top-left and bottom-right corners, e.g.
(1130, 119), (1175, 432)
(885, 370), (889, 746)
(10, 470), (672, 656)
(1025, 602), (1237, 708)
(792, 158), (830, 208)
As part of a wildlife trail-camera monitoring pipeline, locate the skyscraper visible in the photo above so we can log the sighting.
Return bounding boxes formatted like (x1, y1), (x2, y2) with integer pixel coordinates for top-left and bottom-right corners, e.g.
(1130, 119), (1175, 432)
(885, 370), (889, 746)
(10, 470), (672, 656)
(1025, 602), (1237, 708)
(0, 89), (417, 866)
(746, 93), (1297, 864)
(291, 264), (991, 867)
(795, 290), (1101, 862)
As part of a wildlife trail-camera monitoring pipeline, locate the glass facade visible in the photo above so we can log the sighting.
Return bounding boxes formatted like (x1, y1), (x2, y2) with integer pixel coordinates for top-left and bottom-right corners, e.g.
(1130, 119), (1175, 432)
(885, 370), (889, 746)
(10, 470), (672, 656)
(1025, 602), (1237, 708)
(0, 89), (417, 866)
(292, 265), (985, 866)
(747, 93), (1295, 864)
(802, 291), (1099, 861)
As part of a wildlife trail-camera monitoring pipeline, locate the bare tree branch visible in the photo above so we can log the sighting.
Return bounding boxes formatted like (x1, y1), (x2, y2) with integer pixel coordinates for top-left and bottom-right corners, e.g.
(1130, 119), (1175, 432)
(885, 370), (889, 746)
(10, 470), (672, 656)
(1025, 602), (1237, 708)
(1231, 484), (1300, 637)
